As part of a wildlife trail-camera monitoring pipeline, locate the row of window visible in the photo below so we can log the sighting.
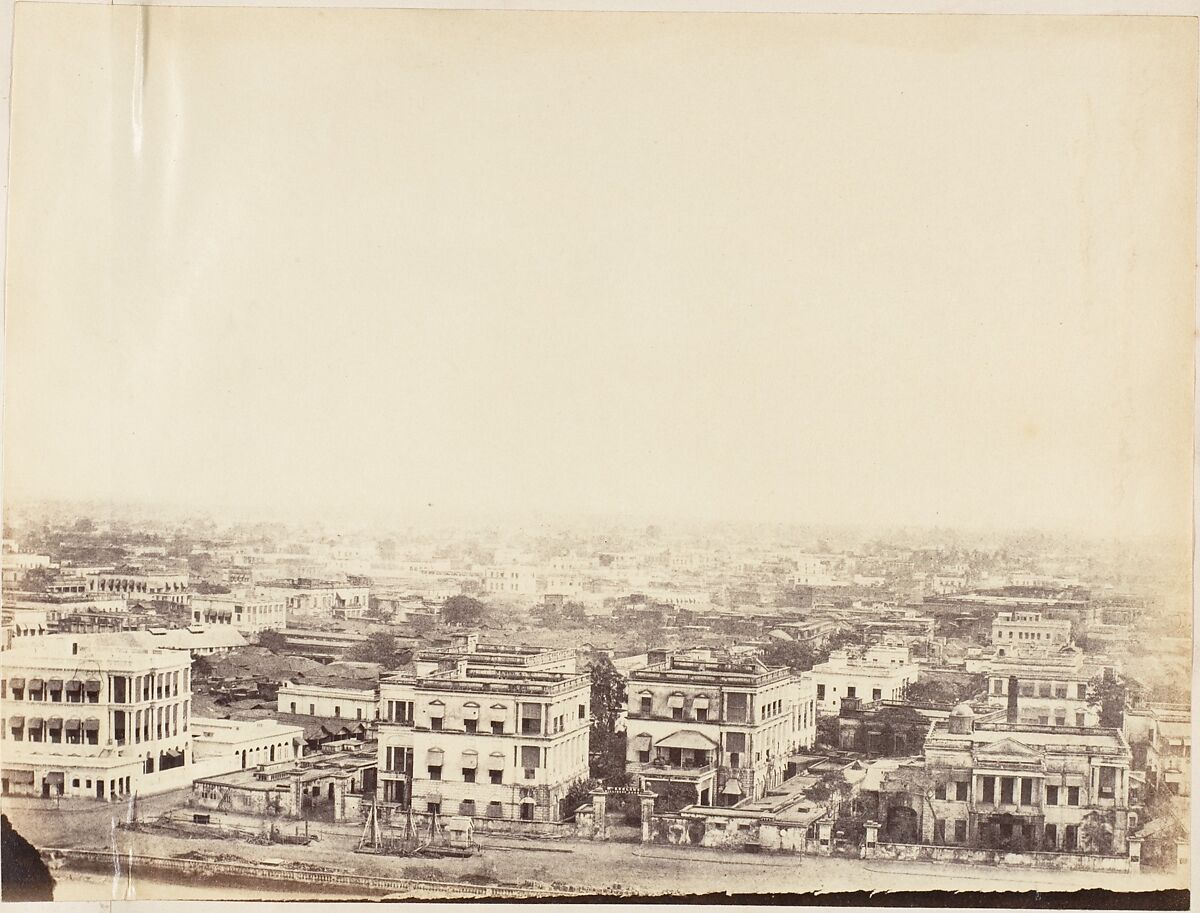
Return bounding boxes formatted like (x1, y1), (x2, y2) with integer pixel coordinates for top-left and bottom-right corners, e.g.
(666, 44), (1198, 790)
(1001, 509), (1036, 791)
(816, 684), (889, 701)
(991, 680), (1087, 700)
(425, 799), (537, 821)
(931, 819), (1084, 851)
(288, 702), (366, 720)
(998, 629), (1062, 640)
(427, 765), (509, 784)
(966, 774), (1115, 805)
(4, 684), (99, 704)
(637, 696), (711, 722)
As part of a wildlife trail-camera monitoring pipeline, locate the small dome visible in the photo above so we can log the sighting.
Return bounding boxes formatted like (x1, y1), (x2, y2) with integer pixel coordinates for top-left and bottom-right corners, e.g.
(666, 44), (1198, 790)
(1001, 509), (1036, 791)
(951, 702), (975, 718)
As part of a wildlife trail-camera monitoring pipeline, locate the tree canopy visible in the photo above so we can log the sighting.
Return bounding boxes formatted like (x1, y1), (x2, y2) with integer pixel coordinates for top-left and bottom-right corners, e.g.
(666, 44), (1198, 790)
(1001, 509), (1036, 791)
(1087, 669), (1131, 729)
(587, 653), (629, 782)
(348, 631), (399, 667)
(442, 595), (487, 627)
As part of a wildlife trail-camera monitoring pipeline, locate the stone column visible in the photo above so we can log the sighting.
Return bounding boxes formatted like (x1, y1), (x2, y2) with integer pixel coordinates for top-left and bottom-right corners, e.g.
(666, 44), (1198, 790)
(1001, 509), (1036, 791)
(639, 792), (657, 843)
(1127, 837), (1142, 873)
(590, 790), (608, 841)
(864, 821), (880, 859)
(817, 821), (833, 856)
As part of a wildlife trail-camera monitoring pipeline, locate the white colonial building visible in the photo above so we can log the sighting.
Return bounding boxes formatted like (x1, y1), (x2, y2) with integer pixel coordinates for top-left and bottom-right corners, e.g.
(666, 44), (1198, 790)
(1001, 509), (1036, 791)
(625, 652), (817, 808)
(810, 645), (918, 715)
(191, 592), (288, 638)
(1, 634), (192, 800)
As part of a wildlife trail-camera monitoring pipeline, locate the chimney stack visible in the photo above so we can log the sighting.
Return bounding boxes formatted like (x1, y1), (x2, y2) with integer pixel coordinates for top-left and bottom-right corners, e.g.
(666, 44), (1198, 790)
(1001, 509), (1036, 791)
(1007, 676), (1020, 724)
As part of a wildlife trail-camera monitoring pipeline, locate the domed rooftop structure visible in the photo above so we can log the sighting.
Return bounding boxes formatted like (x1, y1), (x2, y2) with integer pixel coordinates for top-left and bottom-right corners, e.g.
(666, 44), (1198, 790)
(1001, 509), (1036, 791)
(948, 702), (976, 734)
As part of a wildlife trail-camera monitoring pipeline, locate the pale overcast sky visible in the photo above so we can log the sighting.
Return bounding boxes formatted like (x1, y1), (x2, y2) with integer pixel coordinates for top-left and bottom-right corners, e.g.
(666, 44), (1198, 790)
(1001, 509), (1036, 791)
(4, 9), (1195, 538)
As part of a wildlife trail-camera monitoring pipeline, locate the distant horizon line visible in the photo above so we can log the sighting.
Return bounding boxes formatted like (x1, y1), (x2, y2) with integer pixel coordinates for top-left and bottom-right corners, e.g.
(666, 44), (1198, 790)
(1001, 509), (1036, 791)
(1, 492), (1186, 546)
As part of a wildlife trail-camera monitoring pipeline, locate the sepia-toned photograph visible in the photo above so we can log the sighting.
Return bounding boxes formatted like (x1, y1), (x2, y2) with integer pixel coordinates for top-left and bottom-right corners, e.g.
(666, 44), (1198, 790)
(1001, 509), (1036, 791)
(0, 2), (1195, 907)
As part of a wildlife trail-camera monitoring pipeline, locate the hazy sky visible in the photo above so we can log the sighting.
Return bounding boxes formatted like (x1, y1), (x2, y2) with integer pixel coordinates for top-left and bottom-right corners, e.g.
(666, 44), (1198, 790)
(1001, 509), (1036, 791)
(4, 9), (1195, 538)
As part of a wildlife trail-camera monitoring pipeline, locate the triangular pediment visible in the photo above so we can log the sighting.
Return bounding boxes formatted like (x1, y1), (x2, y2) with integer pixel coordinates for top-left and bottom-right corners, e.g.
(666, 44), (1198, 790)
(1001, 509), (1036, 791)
(974, 737), (1041, 760)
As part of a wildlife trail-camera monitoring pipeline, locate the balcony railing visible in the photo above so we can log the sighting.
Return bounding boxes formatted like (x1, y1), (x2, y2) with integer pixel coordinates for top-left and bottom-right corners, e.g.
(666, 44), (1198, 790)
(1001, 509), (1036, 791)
(632, 761), (717, 779)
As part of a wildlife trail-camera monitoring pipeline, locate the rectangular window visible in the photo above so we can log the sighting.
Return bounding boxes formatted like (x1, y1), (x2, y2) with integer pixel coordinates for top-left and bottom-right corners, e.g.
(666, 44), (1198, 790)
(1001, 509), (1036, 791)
(955, 781), (968, 801)
(579, 704), (586, 719)
(1020, 778), (1033, 805)
(1000, 777), (1015, 804)
(431, 718), (442, 731)
(1098, 767), (1116, 799)
(982, 776), (995, 803)
(671, 707), (683, 721)
(463, 768), (476, 783)
(1075, 712), (1086, 727)
(934, 783), (946, 800)
(1054, 685), (1068, 699)
(465, 719), (477, 733)
(993, 679), (1004, 695)
(638, 750), (650, 763)
(1067, 786), (1080, 806)
(954, 820), (967, 842)
(1076, 684), (1087, 700)
(459, 800), (476, 816)
(1039, 683), (1052, 698)
(872, 688), (882, 701)
(846, 687), (856, 699)
(520, 746), (540, 769)
(427, 802), (441, 814)
(489, 769), (502, 785)
(1064, 825), (1078, 851)
(696, 708), (708, 722)
(1044, 824), (1057, 848)
(816, 684), (826, 700)
(428, 766), (442, 781)
(1046, 785), (1059, 805)
(640, 697), (651, 714)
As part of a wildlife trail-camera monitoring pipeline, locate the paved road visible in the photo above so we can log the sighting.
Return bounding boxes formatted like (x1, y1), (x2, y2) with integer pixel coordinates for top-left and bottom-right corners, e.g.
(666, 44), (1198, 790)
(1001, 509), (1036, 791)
(5, 793), (1186, 899)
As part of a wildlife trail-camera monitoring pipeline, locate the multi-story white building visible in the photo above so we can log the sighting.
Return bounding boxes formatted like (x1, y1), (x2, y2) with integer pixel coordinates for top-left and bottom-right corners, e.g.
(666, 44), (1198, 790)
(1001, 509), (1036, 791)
(984, 658), (1099, 728)
(0, 634), (192, 800)
(257, 580), (370, 619)
(1, 552), (53, 585)
(277, 681), (379, 723)
(789, 554), (839, 587)
(625, 653), (816, 808)
(377, 662), (591, 827)
(810, 645), (918, 715)
(482, 565), (539, 598)
(86, 571), (190, 605)
(191, 592), (288, 637)
(884, 704), (1133, 852)
(1143, 708), (1190, 798)
(991, 611), (1072, 656)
